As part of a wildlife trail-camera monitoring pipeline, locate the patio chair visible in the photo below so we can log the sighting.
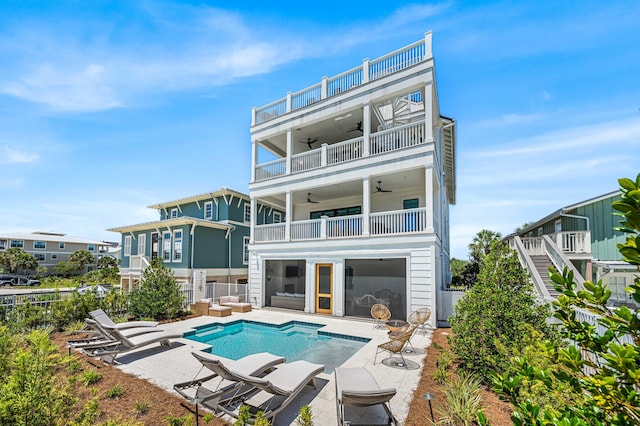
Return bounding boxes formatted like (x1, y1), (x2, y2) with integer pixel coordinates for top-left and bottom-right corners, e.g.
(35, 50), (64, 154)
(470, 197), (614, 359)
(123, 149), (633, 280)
(371, 303), (391, 329)
(67, 316), (164, 351)
(335, 367), (398, 425)
(81, 320), (182, 364)
(408, 307), (431, 335)
(173, 351), (286, 412)
(218, 359), (325, 423)
(89, 308), (159, 330)
(374, 325), (416, 368)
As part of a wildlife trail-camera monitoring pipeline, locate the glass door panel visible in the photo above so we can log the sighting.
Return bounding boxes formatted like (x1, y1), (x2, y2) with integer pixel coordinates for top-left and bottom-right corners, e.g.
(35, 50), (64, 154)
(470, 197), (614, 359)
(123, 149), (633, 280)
(316, 264), (333, 314)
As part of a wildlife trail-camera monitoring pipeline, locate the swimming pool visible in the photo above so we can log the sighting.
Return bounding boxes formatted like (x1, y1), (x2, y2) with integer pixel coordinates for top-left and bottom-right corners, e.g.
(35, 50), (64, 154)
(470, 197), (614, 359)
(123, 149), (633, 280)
(184, 320), (369, 373)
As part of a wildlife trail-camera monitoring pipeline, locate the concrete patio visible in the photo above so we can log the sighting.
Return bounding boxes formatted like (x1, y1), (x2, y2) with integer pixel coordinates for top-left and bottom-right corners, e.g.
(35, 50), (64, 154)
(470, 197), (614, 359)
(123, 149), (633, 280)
(108, 309), (433, 425)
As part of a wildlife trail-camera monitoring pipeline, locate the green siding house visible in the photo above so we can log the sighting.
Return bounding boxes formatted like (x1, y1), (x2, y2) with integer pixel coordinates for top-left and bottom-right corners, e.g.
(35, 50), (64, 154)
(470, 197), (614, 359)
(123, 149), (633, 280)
(108, 188), (282, 299)
(515, 190), (637, 306)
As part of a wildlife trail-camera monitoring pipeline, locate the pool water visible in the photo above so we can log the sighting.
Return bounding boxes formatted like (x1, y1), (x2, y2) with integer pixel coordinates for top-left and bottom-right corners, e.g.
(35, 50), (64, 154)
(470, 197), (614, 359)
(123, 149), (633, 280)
(184, 320), (369, 373)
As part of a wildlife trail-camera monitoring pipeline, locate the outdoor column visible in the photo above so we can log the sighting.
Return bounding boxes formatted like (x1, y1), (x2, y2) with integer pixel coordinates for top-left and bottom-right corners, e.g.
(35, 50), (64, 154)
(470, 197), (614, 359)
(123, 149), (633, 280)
(424, 76), (434, 142)
(285, 191), (292, 241)
(362, 103), (371, 157)
(250, 140), (257, 183)
(362, 177), (370, 237)
(250, 197), (256, 244)
(286, 129), (292, 176)
(425, 167), (434, 233)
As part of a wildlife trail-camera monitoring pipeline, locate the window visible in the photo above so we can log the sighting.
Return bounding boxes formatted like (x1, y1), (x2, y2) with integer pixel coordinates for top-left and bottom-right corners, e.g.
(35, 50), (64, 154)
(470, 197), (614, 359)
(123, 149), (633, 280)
(51, 253), (58, 260)
(0, 240), (6, 250)
(555, 219), (562, 233)
(34, 253), (45, 261)
(244, 204), (251, 223)
(310, 206), (361, 219)
(171, 208), (178, 218)
(163, 232), (171, 261)
(124, 236), (131, 256)
(243, 236), (250, 264)
(10, 240), (23, 248)
(204, 201), (213, 220)
(537, 227), (543, 237)
(88, 244), (95, 252)
(403, 198), (419, 209)
(173, 230), (182, 261)
(137, 234), (146, 256)
(273, 212), (282, 223)
(59, 242), (65, 249)
(34, 241), (46, 249)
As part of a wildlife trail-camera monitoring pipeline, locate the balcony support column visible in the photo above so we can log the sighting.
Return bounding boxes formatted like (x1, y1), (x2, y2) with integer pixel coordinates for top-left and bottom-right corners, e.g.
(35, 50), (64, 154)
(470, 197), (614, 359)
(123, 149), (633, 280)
(362, 58), (370, 83)
(425, 167), (434, 233)
(250, 140), (257, 183)
(285, 191), (292, 241)
(362, 177), (370, 237)
(250, 197), (257, 244)
(285, 129), (292, 176)
(362, 103), (371, 157)
(424, 76), (434, 142)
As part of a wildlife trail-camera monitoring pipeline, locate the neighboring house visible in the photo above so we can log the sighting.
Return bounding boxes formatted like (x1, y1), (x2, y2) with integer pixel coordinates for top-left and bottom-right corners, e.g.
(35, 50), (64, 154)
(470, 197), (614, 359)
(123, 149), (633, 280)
(0, 231), (109, 274)
(108, 188), (263, 297)
(510, 190), (637, 306)
(247, 32), (456, 327)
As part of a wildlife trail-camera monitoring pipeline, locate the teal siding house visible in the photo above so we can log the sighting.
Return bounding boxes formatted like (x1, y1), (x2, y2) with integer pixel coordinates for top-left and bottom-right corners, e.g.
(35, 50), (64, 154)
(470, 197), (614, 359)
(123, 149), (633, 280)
(108, 188), (282, 297)
(515, 190), (637, 306)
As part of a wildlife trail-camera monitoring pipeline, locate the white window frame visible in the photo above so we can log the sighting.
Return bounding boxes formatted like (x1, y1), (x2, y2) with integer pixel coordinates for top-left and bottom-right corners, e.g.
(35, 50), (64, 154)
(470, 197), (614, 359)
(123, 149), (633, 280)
(243, 236), (250, 265)
(59, 242), (65, 249)
(555, 219), (562, 233)
(204, 201), (213, 220)
(34, 253), (45, 261)
(124, 236), (132, 256)
(10, 240), (24, 248)
(88, 244), (95, 252)
(244, 203), (251, 224)
(537, 227), (543, 237)
(51, 253), (58, 260)
(162, 232), (172, 261)
(273, 212), (282, 224)
(171, 208), (178, 218)
(173, 230), (183, 261)
(0, 240), (6, 250)
(34, 241), (46, 250)
(137, 234), (146, 256)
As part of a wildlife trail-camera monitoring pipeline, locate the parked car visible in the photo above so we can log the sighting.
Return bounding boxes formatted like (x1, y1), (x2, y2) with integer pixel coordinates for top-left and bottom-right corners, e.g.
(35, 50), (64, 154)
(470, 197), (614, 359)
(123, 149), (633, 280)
(13, 276), (41, 286)
(0, 274), (15, 286)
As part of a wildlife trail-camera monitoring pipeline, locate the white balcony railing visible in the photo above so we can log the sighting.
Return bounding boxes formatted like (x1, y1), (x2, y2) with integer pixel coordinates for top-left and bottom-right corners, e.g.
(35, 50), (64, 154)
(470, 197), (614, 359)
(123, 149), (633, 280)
(254, 208), (428, 243)
(254, 223), (286, 242)
(253, 34), (431, 125)
(554, 231), (591, 254)
(254, 122), (426, 182)
(129, 255), (150, 271)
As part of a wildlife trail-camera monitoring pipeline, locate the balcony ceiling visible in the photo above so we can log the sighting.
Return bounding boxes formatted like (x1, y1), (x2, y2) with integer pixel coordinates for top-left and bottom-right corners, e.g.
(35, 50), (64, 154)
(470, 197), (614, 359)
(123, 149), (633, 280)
(257, 168), (426, 209)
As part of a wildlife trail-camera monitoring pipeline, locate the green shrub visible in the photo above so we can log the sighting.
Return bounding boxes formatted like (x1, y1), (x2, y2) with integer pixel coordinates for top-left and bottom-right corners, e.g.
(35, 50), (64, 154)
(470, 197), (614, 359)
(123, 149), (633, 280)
(128, 262), (184, 321)
(106, 384), (125, 399)
(133, 400), (149, 415)
(296, 404), (314, 425)
(450, 240), (552, 383)
(80, 368), (102, 386)
(436, 371), (484, 426)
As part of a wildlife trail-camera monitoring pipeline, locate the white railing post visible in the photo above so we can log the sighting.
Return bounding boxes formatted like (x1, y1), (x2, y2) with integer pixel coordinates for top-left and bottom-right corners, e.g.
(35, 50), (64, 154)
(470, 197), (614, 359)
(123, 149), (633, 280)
(321, 76), (328, 100)
(320, 216), (327, 239)
(286, 129), (292, 176)
(286, 92), (292, 113)
(285, 191), (292, 241)
(424, 31), (432, 58)
(251, 107), (256, 126)
(362, 58), (369, 83)
(363, 103), (370, 157)
(362, 178), (370, 237)
(321, 144), (328, 167)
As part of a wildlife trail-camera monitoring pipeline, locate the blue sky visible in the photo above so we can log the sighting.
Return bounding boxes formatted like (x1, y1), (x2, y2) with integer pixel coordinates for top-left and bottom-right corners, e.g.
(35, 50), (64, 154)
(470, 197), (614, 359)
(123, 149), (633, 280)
(1, 1), (638, 259)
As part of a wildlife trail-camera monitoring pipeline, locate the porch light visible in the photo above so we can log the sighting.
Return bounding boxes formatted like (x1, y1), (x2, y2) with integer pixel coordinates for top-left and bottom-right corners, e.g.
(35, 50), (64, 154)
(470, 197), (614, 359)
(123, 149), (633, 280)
(422, 392), (435, 423)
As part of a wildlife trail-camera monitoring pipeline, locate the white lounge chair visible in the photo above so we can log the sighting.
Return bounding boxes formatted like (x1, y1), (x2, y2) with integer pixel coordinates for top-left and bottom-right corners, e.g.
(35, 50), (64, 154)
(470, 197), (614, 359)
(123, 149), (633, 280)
(90, 308), (159, 329)
(82, 323), (182, 364)
(173, 351), (286, 412)
(335, 367), (398, 425)
(221, 359), (325, 423)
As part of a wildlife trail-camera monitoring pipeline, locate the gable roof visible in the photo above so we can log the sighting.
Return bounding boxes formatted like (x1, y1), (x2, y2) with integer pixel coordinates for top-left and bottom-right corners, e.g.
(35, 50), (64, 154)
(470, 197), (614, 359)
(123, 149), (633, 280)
(106, 216), (232, 234)
(147, 187), (249, 210)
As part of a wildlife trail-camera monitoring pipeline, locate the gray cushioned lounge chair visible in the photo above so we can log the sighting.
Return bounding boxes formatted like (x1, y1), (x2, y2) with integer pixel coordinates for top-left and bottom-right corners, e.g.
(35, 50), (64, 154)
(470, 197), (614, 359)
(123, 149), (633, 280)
(173, 351), (286, 412)
(335, 367), (398, 425)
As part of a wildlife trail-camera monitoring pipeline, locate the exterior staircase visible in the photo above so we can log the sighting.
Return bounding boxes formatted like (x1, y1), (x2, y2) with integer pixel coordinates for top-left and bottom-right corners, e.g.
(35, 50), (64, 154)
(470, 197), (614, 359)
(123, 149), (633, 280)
(530, 255), (561, 298)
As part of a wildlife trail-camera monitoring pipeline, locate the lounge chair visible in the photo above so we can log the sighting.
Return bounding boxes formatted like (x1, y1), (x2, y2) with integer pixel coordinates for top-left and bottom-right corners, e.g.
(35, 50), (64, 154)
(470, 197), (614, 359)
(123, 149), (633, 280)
(218, 359), (325, 423)
(173, 351), (286, 412)
(374, 325), (417, 368)
(90, 308), (159, 329)
(335, 367), (398, 425)
(82, 322), (182, 364)
(66, 316), (163, 351)
(408, 307), (431, 336)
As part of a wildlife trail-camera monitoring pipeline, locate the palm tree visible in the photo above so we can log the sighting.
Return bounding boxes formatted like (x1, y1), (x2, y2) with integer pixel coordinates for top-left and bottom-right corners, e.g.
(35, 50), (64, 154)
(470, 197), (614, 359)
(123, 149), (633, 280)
(468, 229), (502, 262)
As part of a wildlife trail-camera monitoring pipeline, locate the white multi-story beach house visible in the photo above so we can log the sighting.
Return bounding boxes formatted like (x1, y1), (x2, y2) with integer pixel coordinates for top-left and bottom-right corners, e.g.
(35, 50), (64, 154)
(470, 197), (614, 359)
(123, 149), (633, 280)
(247, 32), (456, 326)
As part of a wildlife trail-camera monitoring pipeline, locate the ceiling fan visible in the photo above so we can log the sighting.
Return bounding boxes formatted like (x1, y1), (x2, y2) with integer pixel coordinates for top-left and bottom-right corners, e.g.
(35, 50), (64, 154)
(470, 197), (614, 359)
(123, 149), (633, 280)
(375, 181), (392, 193)
(298, 138), (319, 149)
(348, 121), (363, 133)
(306, 193), (319, 204)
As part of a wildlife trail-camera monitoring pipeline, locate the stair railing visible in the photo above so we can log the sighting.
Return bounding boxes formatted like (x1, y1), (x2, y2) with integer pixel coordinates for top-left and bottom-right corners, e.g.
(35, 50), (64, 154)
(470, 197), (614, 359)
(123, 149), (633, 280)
(542, 235), (585, 289)
(511, 235), (552, 299)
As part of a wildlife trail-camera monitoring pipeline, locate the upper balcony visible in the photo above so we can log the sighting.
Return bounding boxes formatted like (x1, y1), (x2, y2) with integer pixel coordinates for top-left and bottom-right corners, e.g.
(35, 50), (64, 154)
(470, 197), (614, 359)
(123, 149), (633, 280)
(519, 231), (592, 256)
(251, 33), (432, 127)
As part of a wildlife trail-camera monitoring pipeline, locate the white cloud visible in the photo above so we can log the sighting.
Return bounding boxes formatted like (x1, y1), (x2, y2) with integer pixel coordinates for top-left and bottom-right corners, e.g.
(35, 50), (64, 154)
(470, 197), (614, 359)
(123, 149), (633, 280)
(0, 146), (39, 164)
(477, 112), (547, 127)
